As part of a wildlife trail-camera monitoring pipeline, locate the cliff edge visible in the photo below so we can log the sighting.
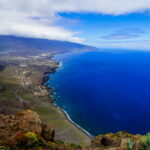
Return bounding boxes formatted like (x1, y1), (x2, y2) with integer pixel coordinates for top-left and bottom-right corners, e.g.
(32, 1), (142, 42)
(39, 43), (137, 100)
(0, 110), (150, 150)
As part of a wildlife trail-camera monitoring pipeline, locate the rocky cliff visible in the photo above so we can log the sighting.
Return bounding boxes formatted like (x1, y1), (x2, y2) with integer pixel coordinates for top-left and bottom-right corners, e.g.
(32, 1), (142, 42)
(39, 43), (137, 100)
(0, 110), (150, 150)
(0, 110), (81, 150)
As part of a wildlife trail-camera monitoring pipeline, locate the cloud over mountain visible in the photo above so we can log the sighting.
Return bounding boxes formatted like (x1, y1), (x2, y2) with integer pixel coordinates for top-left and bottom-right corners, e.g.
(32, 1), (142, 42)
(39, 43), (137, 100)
(0, 0), (150, 42)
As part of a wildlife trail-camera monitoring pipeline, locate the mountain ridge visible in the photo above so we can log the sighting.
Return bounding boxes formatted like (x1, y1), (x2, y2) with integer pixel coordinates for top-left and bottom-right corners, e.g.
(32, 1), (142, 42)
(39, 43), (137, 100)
(0, 35), (98, 54)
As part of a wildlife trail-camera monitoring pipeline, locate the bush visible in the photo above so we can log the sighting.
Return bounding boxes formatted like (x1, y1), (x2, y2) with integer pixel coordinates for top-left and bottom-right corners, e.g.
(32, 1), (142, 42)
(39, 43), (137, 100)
(127, 138), (135, 150)
(25, 132), (38, 142)
(46, 142), (56, 149)
(0, 146), (10, 150)
(16, 132), (39, 148)
(140, 133), (150, 150)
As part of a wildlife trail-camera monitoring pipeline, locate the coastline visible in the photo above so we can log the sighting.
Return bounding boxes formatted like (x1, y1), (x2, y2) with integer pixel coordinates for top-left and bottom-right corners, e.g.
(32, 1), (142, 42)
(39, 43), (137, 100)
(60, 107), (93, 138)
(43, 56), (93, 139)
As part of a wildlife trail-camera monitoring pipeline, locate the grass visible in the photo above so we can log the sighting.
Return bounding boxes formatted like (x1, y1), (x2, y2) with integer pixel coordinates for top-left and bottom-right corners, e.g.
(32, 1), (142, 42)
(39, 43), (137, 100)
(0, 65), (91, 145)
(34, 105), (91, 145)
(140, 133), (150, 150)
(127, 138), (135, 150)
(0, 146), (10, 150)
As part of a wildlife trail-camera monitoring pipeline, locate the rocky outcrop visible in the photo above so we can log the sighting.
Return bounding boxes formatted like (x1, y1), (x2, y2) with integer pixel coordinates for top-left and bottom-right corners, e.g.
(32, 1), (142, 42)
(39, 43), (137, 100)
(91, 131), (143, 150)
(0, 110), (42, 145)
(0, 110), (81, 150)
(0, 110), (149, 150)
(41, 123), (55, 142)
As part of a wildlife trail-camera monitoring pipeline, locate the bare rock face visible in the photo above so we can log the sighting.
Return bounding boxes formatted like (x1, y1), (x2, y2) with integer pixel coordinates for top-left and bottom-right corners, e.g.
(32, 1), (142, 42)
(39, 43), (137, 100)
(41, 123), (55, 142)
(91, 131), (142, 150)
(0, 110), (81, 150)
(0, 110), (145, 150)
(0, 110), (42, 145)
(91, 134), (121, 149)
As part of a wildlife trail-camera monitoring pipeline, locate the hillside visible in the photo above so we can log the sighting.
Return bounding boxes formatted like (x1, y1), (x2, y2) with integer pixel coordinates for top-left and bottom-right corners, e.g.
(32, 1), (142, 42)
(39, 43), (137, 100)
(0, 35), (97, 55)
(1, 35), (150, 150)
(0, 35), (96, 146)
(0, 110), (150, 150)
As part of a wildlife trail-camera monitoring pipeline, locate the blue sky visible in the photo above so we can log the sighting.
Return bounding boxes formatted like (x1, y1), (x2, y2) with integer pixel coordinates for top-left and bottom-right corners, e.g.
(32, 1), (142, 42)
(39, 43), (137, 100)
(0, 0), (150, 50)
(58, 12), (150, 49)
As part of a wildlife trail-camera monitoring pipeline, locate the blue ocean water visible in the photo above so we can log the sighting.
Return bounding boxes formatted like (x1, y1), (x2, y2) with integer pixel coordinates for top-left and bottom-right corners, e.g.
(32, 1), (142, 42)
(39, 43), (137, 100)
(47, 50), (150, 136)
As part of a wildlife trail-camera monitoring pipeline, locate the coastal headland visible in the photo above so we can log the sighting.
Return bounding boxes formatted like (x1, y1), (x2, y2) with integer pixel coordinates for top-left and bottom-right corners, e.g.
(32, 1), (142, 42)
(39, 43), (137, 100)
(0, 50), (91, 145)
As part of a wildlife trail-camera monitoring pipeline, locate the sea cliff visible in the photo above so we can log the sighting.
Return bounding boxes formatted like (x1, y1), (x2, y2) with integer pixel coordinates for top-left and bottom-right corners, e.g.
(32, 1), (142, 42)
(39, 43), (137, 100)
(0, 51), (91, 145)
(0, 110), (150, 150)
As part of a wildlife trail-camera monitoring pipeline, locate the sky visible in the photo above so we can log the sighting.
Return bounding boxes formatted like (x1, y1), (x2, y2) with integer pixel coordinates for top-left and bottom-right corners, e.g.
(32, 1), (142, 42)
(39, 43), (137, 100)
(0, 0), (150, 50)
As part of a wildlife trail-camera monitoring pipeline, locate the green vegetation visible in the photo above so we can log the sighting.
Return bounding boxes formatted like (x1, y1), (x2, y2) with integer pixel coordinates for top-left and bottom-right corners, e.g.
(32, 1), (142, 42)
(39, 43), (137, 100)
(0, 64), (90, 145)
(25, 132), (39, 142)
(127, 138), (135, 150)
(45, 141), (82, 150)
(0, 146), (10, 150)
(46, 142), (56, 149)
(140, 133), (150, 150)
(1, 90), (15, 99)
(16, 132), (39, 148)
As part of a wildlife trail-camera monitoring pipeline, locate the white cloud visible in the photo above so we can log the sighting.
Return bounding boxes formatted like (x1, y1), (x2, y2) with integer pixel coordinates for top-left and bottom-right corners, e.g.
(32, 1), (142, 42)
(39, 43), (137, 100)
(1, 0), (149, 15)
(0, 13), (84, 42)
(0, 0), (85, 43)
(52, 0), (150, 15)
(0, 0), (150, 42)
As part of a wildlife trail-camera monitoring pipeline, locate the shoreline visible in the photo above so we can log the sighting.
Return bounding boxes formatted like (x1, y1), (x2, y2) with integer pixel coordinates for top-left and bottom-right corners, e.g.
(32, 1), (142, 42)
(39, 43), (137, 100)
(43, 55), (93, 139)
(60, 107), (93, 138)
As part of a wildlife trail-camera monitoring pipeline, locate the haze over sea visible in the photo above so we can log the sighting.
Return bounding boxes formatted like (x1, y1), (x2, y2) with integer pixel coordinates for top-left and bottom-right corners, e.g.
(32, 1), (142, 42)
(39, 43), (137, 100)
(47, 49), (150, 136)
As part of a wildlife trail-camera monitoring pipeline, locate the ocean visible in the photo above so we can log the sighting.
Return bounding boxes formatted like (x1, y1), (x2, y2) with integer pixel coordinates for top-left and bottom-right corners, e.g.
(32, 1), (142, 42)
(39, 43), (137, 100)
(46, 49), (150, 136)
